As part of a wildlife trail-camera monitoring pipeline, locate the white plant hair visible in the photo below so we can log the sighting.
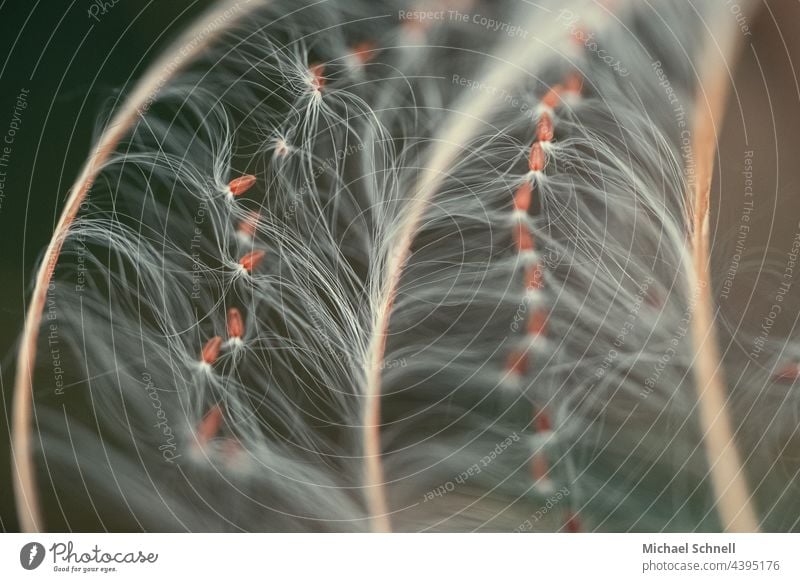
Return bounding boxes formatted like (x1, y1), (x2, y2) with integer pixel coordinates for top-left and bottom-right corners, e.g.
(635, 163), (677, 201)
(13, 0), (800, 532)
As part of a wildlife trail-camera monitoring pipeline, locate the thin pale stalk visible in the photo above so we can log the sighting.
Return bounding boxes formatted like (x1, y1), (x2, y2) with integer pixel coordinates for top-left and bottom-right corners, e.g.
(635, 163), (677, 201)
(687, 0), (761, 532)
(361, 0), (614, 532)
(12, 0), (266, 532)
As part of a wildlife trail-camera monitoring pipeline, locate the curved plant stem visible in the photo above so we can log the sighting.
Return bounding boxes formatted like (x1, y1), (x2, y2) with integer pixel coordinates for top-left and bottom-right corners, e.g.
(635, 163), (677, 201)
(12, 0), (266, 532)
(688, 0), (761, 532)
(361, 0), (612, 532)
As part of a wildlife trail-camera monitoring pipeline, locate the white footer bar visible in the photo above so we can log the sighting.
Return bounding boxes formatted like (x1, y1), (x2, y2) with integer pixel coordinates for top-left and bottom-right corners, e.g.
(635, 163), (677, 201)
(2, 533), (797, 580)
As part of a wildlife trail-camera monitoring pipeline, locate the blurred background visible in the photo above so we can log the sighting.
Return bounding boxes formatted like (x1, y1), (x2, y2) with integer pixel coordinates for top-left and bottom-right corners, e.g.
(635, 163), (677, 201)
(0, 0), (214, 532)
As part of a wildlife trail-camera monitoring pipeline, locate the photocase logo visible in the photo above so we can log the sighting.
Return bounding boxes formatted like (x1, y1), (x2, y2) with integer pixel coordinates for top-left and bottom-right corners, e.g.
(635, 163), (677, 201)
(20, 542), (46, 570)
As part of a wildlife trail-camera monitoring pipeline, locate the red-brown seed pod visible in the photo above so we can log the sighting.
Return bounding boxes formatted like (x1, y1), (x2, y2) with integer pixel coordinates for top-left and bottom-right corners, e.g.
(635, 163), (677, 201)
(238, 249), (266, 273)
(541, 84), (563, 109)
(528, 142), (547, 172)
(530, 452), (550, 482)
(228, 174), (256, 197)
(308, 63), (326, 91)
(527, 308), (547, 336)
(774, 363), (800, 382)
(227, 308), (244, 339)
(524, 263), (544, 291)
(197, 404), (223, 443)
(514, 222), (535, 252)
(513, 181), (533, 212)
(564, 512), (582, 533)
(506, 349), (528, 377)
(534, 410), (552, 433)
(564, 70), (583, 95)
(536, 112), (554, 142)
(201, 336), (223, 365)
(351, 41), (376, 64)
(570, 27), (589, 48)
